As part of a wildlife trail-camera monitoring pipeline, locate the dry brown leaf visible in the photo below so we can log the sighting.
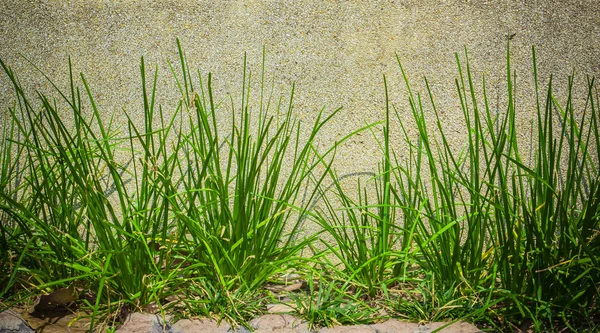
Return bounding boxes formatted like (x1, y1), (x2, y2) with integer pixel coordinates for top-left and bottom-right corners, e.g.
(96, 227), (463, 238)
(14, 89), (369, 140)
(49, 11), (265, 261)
(30, 285), (78, 313)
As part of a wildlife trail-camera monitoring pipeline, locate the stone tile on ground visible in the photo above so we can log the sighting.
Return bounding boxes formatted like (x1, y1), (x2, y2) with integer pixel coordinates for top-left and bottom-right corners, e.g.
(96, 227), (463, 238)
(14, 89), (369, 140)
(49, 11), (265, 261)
(249, 314), (310, 333)
(2, 308), (485, 333)
(426, 322), (482, 333)
(318, 324), (376, 333)
(370, 319), (419, 333)
(0, 310), (34, 333)
(318, 320), (483, 333)
(170, 318), (231, 333)
(115, 313), (169, 333)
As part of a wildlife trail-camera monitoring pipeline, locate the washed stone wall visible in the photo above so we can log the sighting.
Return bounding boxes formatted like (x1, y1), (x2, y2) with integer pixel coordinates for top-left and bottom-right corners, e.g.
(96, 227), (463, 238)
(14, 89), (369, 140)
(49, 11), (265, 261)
(1, 0), (599, 205)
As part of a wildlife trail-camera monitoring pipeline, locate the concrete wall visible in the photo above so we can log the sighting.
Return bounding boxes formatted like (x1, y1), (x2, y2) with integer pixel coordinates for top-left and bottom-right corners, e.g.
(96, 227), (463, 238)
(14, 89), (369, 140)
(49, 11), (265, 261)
(1, 0), (599, 192)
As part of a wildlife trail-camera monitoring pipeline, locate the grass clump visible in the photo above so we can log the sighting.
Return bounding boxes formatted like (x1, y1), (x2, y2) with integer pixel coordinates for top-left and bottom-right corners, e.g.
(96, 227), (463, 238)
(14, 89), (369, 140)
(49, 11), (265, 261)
(389, 45), (600, 331)
(165, 42), (341, 321)
(0, 41), (598, 332)
(0, 40), (341, 327)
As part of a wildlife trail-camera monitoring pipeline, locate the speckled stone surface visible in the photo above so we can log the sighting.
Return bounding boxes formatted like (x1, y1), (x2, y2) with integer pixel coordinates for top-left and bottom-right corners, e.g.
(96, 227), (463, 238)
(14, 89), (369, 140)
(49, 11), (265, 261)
(0, 310), (34, 333)
(104, 312), (483, 333)
(1, 0), (599, 207)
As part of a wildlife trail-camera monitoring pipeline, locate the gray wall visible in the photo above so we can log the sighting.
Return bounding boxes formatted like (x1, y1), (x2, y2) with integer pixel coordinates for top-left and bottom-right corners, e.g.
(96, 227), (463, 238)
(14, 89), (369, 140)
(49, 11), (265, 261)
(1, 0), (599, 185)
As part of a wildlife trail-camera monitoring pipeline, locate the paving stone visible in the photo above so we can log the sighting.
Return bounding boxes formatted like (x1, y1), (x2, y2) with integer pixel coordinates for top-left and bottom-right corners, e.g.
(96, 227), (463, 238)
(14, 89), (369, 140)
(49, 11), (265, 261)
(1, 307), (485, 333)
(319, 324), (376, 333)
(171, 318), (231, 333)
(250, 314), (310, 333)
(234, 327), (252, 333)
(115, 313), (169, 333)
(426, 322), (482, 333)
(370, 319), (420, 333)
(0, 310), (34, 333)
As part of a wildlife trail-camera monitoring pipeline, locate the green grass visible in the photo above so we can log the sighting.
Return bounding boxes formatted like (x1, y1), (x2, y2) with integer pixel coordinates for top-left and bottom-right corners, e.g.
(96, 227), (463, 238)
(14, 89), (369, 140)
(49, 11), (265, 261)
(0, 41), (598, 332)
(388, 45), (600, 331)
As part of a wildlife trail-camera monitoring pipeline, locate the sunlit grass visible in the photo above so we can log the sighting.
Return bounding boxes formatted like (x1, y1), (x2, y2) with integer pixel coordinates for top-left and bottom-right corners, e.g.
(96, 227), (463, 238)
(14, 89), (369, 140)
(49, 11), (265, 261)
(0, 41), (598, 332)
(389, 45), (599, 331)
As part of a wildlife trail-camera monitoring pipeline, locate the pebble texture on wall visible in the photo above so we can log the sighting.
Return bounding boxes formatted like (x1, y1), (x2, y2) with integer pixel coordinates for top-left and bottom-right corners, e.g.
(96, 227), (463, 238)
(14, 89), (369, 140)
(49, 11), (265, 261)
(1, 0), (599, 185)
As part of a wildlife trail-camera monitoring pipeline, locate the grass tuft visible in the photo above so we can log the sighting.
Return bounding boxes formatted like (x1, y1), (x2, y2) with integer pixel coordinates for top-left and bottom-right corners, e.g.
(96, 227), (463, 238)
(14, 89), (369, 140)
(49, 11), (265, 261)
(0, 41), (598, 332)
